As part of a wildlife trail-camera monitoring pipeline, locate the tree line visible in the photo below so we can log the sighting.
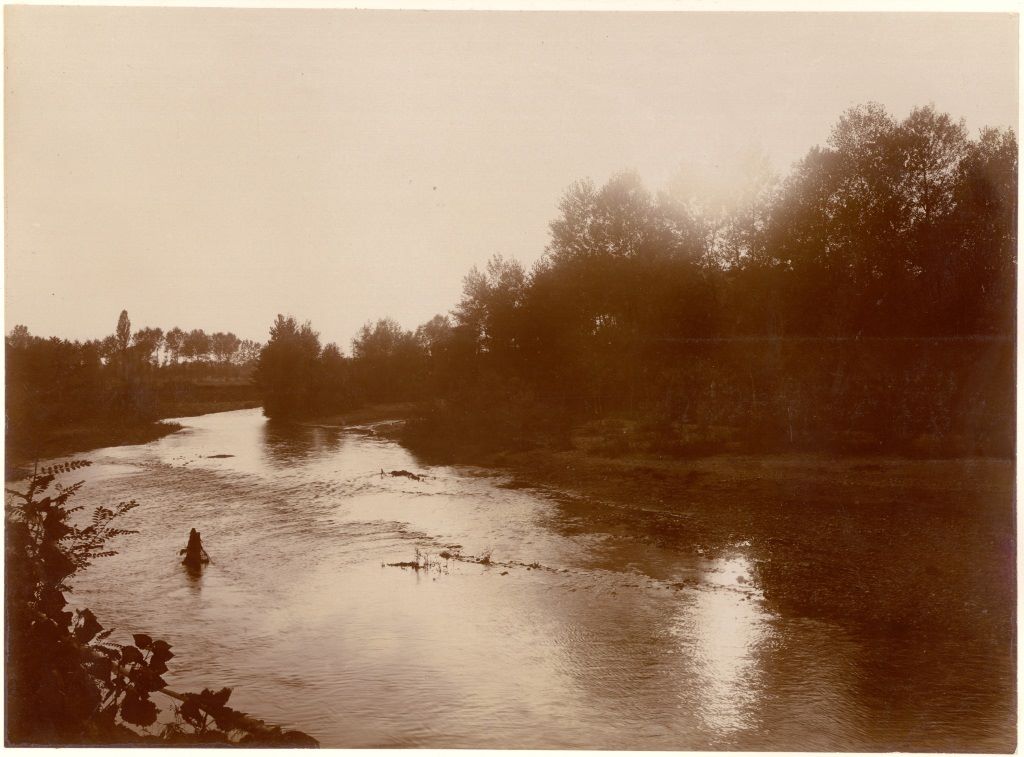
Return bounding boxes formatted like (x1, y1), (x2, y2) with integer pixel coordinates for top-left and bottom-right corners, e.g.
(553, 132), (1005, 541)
(258, 103), (1015, 458)
(6, 311), (262, 463)
(9, 317), (261, 370)
(256, 103), (1014, 457)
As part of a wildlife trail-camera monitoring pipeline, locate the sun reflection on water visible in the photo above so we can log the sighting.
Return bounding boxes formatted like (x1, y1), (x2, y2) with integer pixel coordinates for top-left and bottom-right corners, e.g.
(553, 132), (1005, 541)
(673, 551), (771, 737)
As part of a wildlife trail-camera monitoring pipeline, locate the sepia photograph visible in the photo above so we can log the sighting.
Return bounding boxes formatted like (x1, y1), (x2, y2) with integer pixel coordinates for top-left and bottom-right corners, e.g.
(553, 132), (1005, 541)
(3, 3), (1018, 751)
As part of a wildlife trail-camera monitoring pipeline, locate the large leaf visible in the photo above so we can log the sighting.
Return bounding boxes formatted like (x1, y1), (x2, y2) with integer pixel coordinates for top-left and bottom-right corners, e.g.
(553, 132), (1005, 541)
(120, 645), (144, 665)
(179, 697), (205, 730)
(73, 608), (102, 644)
(131, 666), (167, 694)
(206, 687), (232, 709)
(211, 704), (246, 732)
(120, 691), (158, 727)
(132, 633), (153, 650)
(149, 658), (169, 676)
(150, 640), (174, 668)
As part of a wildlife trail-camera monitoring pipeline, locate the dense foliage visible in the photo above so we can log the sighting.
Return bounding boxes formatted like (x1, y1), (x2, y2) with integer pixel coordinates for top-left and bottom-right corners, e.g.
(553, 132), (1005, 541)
(6, 312), (261, 463)
(263, 103), (1016, 457)
(4, 461), (317, 746)
(254, 315), (353, 419)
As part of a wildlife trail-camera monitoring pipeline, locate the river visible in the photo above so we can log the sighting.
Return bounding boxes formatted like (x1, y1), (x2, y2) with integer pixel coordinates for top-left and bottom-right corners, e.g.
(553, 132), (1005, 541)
(55, 408), (1012, 750)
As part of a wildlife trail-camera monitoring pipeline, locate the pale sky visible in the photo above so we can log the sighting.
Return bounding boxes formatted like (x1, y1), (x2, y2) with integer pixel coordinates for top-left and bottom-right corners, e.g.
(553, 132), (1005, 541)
(5, 9), (1018, 348)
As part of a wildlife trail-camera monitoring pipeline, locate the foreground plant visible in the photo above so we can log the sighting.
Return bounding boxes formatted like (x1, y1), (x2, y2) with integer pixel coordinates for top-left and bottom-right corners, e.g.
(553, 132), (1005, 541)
(5, 460), (317, 746)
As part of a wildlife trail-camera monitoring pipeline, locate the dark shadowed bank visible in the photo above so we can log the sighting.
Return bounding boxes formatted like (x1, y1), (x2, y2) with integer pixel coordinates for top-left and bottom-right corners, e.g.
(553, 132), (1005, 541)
(5, 420), (184, 479)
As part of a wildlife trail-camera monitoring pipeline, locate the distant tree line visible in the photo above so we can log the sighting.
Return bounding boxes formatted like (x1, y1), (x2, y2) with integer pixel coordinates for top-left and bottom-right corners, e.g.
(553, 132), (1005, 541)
(6, 311), (262, 461)
(229, 103), (1017, 456)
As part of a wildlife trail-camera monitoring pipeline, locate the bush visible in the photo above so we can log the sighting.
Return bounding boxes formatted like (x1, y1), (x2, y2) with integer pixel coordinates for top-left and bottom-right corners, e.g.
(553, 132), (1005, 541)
(5, 461), (318, 747)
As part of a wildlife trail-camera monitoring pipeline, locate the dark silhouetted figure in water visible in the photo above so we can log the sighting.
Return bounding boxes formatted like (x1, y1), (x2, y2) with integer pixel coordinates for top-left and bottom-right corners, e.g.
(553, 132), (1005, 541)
(180, 528), (209, 569)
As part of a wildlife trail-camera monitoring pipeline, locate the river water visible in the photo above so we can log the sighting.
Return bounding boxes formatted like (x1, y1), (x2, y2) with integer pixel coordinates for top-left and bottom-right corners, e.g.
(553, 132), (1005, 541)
(55, 409), (1012, 750)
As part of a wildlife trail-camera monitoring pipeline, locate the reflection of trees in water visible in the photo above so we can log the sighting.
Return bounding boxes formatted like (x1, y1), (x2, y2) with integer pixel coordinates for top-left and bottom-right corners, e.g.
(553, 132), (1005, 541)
(260, 422), (343, 467)
(849, 635), (1016, 752)
(747, 612), (1014, 751)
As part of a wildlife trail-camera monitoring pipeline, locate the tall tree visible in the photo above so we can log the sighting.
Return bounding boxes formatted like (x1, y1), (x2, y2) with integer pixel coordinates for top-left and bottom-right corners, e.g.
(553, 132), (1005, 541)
(163, 327), (184, 365)
(7, 324), (31, 350)
(181, 329), (211, 362)
(314, 342), (354, 413)
(350, 318), (425, 403)
(452, 255), (528, 363)
(115, 310), (131, 354)
(211, 332), (242, 364)
(254, 315), (322, 419)
(234, 339), (262, 366)
(131, 327), (163, 367)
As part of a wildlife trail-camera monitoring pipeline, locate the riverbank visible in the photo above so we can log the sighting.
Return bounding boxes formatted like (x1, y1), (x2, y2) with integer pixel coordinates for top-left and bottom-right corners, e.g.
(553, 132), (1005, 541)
(4, 400), (260, 478)
(386, 415), (1015, 644)
(301, 402), (421, 429)
(5, 420), (183, 478)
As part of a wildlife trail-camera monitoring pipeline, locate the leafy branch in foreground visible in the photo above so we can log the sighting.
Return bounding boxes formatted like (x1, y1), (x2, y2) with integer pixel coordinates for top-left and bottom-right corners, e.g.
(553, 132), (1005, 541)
(5, 461), (318, 747)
